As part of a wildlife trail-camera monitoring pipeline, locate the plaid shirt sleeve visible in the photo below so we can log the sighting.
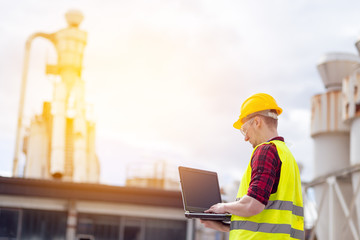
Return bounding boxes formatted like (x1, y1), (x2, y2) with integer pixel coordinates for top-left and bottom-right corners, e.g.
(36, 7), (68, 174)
(247, 142), (282, 206)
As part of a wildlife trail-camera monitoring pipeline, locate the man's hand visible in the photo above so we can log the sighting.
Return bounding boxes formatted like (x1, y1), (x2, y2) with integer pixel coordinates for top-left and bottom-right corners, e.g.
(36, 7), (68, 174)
(204, 195), (265, 217)
(200, 220), (230, 232)
(204, 203), (227, 214)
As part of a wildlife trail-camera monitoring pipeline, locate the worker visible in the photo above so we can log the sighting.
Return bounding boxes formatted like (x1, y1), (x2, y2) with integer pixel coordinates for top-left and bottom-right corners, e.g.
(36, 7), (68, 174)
(200, 93), (304, 240)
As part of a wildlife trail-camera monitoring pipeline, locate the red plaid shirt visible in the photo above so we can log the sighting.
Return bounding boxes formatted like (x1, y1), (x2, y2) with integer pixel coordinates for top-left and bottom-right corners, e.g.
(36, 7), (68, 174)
(247, 136), (283, 205)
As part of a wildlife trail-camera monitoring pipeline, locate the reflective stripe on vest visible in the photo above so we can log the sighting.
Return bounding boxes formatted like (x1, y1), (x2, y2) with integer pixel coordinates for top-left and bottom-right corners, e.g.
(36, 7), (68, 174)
(266, 200), (303, 217)
(230, 221), (305, 240)
(234, 199), (304, 217)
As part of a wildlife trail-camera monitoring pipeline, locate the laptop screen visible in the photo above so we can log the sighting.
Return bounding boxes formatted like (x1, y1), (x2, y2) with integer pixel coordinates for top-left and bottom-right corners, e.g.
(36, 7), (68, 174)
(179, 166), (222, 212)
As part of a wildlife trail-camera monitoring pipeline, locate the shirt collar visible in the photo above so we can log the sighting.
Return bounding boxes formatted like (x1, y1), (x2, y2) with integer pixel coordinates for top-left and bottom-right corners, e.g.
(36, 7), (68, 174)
(268, 136), (284, 142)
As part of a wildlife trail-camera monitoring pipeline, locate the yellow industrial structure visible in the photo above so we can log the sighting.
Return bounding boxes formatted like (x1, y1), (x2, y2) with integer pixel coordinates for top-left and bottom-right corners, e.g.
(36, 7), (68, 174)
(12, 10), (100, 183)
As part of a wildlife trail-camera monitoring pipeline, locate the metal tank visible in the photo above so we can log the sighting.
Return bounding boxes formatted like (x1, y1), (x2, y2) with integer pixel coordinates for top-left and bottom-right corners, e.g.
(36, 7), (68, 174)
(23, 103), (51, 179)
(311, 52), (360, 240)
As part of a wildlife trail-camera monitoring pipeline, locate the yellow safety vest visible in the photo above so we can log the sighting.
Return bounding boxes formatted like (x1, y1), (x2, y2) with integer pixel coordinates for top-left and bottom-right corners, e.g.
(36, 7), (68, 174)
(229, 140), (304, 240)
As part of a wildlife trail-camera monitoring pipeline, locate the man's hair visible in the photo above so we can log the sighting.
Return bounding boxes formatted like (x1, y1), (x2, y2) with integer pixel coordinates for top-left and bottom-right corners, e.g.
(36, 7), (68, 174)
(257, 109), (278, 129)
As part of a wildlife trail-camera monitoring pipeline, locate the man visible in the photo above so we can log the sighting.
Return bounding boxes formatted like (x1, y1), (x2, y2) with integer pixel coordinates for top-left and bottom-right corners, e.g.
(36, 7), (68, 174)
(200, 93), (304, 240)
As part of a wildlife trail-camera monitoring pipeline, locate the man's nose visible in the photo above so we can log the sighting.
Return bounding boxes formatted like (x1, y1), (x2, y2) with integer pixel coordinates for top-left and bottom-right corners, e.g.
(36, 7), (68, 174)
(244, 134), (249, 142)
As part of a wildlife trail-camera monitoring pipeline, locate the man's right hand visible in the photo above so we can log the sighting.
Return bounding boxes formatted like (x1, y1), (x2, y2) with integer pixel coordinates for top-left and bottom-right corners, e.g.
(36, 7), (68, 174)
(199, 219), (230, 232)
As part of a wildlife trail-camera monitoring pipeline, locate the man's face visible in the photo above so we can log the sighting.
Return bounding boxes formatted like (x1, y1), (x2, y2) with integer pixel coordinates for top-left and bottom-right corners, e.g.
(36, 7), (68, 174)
(241, 116), (260, 148)
(240, 117), (254, 136)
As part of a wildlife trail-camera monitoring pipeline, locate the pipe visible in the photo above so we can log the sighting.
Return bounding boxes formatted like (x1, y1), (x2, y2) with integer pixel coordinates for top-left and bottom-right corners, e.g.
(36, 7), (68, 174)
(12, 32), (53, 177)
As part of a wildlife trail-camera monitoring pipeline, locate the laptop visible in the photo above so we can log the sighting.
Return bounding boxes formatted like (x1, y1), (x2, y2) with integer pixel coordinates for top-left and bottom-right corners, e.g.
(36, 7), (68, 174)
(178, 166), (231, 221)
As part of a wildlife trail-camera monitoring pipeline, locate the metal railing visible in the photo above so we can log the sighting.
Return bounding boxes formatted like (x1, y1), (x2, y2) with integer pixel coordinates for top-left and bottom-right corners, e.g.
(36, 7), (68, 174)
(303, 164), (360, 240)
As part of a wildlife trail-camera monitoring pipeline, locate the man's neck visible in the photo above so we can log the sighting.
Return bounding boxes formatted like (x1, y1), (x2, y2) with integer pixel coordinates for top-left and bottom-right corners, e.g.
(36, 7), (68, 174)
(260, 130), (279, 143)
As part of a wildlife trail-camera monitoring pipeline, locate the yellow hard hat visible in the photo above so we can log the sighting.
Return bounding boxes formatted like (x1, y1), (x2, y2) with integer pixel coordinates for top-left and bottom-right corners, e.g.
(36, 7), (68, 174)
(233, 93), (283, 129)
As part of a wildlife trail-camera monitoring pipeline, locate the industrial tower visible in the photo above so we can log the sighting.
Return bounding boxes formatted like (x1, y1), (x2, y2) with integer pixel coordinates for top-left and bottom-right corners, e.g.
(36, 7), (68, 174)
(308, 42), (360, 239)
(13, 10), (100, 183)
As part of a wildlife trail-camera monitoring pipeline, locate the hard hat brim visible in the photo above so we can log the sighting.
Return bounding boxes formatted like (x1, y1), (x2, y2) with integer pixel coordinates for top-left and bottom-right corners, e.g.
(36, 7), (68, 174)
(233, 119), (243, 130)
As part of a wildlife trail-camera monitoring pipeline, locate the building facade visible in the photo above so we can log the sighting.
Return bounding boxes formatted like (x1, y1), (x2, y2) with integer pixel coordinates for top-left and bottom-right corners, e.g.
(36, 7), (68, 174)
(0, 176), (192, 240)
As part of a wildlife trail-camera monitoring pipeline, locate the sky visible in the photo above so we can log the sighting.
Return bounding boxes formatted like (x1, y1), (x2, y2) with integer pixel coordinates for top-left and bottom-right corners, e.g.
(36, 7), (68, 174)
(1, 0), (360, 189)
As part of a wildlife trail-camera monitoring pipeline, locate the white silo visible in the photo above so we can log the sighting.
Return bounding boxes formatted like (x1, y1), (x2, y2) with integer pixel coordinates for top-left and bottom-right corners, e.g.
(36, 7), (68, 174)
(23, 103), (51, 179)
(311, 53), (360, 240)
(343, 41), (360, 231)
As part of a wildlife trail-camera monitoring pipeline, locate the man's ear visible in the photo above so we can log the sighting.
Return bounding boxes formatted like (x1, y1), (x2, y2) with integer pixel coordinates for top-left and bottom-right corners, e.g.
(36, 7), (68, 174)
(254, 116), (261, 127)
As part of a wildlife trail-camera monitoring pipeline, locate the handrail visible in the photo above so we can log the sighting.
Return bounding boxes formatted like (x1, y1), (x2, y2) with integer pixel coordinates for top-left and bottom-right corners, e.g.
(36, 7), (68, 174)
(302, 163), (360, 188)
